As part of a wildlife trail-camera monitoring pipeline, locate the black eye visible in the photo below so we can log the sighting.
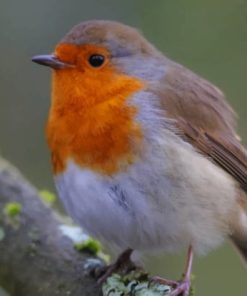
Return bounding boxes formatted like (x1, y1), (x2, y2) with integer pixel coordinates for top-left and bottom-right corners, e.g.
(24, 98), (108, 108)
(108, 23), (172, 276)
(88, 54), (105, 67)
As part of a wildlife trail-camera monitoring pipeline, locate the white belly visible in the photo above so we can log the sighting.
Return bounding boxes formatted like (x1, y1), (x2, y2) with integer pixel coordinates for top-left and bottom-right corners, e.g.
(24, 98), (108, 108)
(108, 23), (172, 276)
(55, 129), (237, 255)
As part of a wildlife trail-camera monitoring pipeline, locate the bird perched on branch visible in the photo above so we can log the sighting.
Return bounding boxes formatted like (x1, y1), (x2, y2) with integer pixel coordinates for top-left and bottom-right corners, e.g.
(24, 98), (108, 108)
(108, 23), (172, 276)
(32, 20), (247, 296)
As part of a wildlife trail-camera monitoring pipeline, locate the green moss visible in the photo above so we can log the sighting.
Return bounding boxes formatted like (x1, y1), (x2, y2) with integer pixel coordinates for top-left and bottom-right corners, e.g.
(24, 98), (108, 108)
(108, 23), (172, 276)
(97, 250), (111, 263)
(102, 270), (196, 296)
(3, 202), (22, 217)
(102, 272), (172, 296)
(74, 238), (102, 255)
(39, 190), (56, 205)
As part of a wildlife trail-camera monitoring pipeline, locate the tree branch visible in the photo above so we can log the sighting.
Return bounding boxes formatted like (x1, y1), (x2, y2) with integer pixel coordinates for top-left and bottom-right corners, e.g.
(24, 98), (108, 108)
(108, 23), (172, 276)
(0, 158), (102, 296)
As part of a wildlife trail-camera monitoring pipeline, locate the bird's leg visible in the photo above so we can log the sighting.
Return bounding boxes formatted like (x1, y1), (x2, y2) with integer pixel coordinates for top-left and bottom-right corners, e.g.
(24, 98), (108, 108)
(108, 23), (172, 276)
(97, 248), (134, 284)
(150, 245), (194, 296)
(169, 245), (193, 296)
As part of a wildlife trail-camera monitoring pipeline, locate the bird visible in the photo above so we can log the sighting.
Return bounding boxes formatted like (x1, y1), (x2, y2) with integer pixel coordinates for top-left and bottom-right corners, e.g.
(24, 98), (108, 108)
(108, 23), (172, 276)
(32, 20), (247, 296)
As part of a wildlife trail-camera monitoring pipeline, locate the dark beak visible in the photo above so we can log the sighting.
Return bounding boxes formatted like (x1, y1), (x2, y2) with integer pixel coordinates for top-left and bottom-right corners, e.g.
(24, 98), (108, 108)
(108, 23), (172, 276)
(31, 54), (73, 69)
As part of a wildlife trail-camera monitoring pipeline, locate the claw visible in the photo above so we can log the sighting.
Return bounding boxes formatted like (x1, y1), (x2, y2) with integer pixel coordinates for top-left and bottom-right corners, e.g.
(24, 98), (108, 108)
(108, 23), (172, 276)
(149, 245), (194, 296)
(168, 280), (190, 296)
(97, 248), (133, 284)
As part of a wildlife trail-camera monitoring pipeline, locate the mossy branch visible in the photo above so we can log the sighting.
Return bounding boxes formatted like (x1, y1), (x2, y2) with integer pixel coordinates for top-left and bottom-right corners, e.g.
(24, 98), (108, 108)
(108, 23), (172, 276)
(0, 158), (102, 296)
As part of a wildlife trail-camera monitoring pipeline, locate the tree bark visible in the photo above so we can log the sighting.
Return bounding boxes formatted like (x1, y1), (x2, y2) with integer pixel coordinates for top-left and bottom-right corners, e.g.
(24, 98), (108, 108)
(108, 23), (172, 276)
(0, 158), (102, 296)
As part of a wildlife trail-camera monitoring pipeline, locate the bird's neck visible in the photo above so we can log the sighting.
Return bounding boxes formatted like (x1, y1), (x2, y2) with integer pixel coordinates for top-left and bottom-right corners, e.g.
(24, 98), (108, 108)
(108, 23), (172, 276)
(46, 70), (144, 175)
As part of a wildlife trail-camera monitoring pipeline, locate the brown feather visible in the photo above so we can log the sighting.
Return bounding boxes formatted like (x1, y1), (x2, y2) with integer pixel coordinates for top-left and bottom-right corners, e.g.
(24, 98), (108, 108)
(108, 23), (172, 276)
(158, 63), (237, 135)
(153, 62), (247, 192)
(176, 119), (247, 192)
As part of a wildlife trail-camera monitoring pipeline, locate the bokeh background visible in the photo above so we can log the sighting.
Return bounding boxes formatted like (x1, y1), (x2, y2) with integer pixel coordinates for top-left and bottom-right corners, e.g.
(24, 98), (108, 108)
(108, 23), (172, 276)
(1, 0), (247, 295)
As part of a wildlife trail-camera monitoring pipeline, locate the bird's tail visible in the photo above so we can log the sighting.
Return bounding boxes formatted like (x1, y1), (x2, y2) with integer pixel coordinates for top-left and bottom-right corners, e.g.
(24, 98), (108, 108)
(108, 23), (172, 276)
(232, 237), (247, 267)
(231, 203), (247, 267)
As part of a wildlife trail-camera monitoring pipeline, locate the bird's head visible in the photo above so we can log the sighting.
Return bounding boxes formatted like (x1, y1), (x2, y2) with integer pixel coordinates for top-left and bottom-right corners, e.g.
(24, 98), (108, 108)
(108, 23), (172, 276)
(32, 20), (163, 87)
(32, 20), (165, 175)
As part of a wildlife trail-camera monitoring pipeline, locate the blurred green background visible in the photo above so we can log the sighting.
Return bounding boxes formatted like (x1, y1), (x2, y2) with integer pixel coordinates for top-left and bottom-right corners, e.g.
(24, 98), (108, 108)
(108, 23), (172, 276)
(0, 0), (247, 295)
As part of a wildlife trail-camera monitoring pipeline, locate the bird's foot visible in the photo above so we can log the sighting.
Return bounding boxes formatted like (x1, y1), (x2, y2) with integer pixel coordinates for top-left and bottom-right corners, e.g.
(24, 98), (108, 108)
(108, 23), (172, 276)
(149, 245), (194, 296)
(149, 276), (191, 296)
(97, 248), (134, 284)
(169, 279), (190, 296)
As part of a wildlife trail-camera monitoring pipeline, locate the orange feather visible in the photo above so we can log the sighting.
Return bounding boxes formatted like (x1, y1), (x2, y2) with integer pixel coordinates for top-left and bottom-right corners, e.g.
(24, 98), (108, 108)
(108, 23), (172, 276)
(46, 43), (144, 175)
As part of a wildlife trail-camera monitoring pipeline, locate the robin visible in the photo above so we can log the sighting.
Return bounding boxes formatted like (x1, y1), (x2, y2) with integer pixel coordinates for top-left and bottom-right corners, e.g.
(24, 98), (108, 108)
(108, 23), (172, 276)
(32, 20), (247, 295)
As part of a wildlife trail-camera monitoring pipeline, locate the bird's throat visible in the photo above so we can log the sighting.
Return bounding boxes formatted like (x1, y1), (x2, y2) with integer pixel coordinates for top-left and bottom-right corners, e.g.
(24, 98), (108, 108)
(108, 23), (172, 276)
(46, 69), (144, 175)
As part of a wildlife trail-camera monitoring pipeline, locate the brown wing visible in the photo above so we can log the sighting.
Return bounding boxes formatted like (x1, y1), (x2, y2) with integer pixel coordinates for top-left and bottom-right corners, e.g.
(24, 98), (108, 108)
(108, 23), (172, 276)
(154, 62), (247, 192)
(176, 119), (247, 192)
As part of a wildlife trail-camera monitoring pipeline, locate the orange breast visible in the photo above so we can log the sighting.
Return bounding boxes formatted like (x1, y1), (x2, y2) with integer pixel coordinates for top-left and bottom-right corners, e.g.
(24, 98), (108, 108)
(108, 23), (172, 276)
(46, 44), (145, 175)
